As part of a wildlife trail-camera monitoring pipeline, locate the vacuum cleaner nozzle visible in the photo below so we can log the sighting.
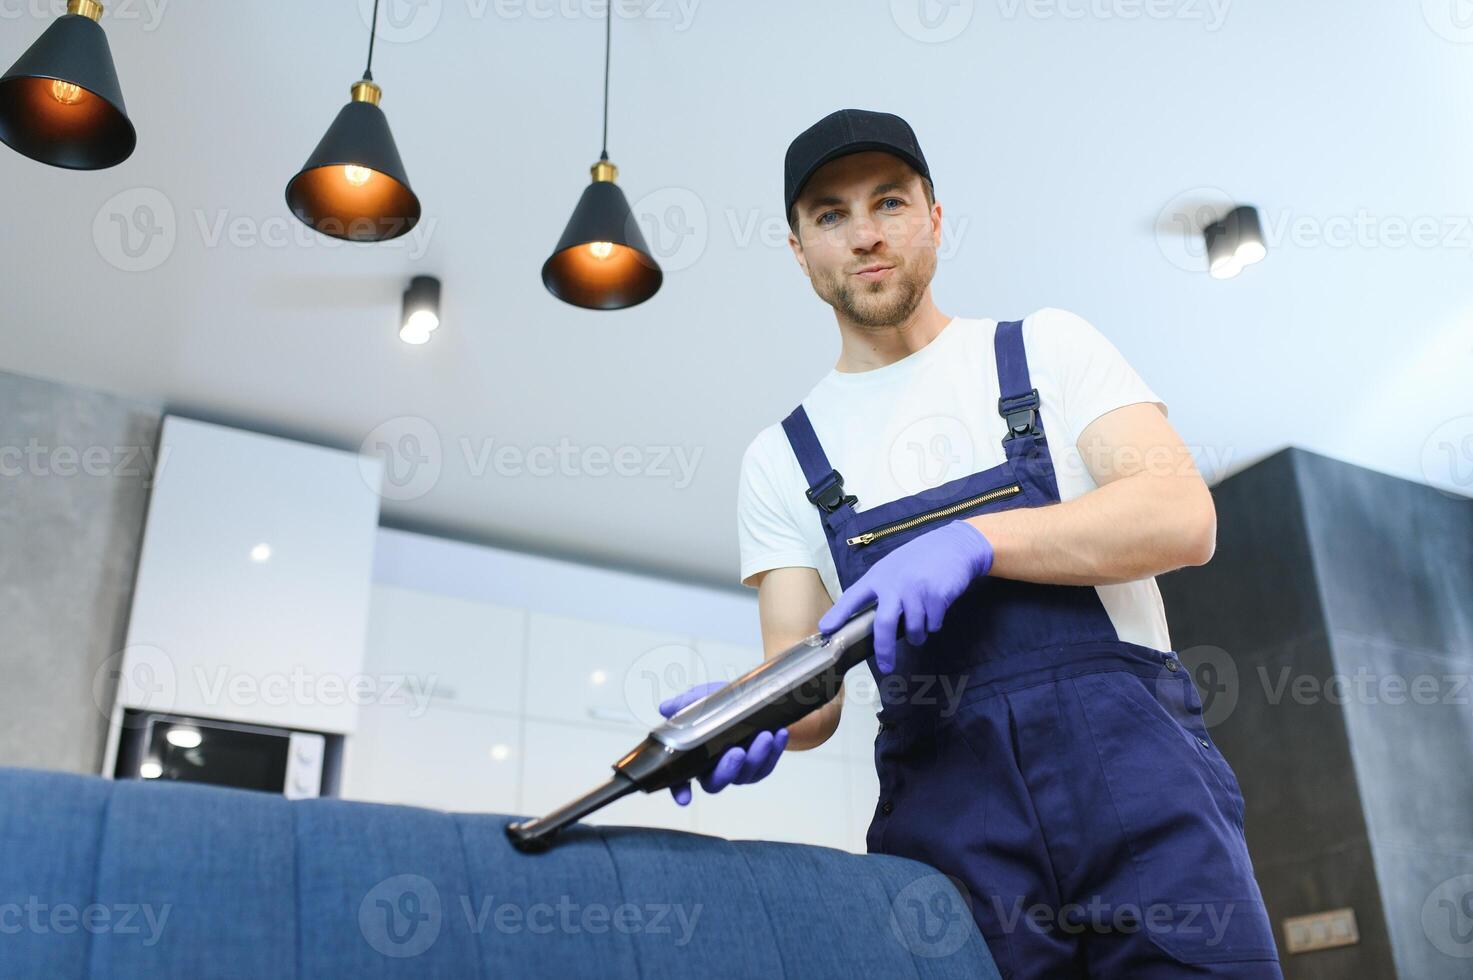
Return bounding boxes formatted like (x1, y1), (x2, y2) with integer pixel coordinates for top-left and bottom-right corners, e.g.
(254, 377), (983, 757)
(506, 774), (639, 852)
(505, 604), (879, 854)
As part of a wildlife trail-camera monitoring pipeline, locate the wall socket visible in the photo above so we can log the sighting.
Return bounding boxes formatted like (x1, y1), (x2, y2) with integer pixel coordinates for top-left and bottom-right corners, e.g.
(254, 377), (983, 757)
(1283, 907), (1359, 955)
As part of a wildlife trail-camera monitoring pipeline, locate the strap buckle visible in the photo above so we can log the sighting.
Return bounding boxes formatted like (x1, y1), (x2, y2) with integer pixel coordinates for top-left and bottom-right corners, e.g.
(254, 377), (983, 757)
(805, 469), (858, 514)
(998, 388), (1041, 442)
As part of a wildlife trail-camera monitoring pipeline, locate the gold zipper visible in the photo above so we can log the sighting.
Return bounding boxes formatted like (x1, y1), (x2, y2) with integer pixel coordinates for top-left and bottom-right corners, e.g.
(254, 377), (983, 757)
(846, 483), (1022, 547)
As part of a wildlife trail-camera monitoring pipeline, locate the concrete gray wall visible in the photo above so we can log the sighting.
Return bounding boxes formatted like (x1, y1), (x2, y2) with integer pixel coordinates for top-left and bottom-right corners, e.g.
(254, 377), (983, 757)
(1159, 447), (1473, 979)
(0, 369), (161, 774)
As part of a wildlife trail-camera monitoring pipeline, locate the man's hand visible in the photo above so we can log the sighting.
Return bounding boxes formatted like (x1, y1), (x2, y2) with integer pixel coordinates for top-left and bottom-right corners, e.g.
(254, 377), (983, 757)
(817, 520), (994, 674)
(657, 681), (789, 806)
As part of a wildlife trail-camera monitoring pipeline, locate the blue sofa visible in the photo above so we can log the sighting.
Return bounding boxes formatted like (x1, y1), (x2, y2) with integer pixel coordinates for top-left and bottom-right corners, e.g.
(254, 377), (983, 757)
(0, 767), (1000, 979)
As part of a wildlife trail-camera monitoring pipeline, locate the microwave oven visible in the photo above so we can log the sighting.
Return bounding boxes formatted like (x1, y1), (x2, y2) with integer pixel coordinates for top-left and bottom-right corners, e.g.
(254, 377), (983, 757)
(112, 710), (326, 799)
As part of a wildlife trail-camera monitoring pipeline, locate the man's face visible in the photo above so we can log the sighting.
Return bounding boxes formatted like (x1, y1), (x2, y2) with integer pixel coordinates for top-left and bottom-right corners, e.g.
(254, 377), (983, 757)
(788, 151), (940, 329)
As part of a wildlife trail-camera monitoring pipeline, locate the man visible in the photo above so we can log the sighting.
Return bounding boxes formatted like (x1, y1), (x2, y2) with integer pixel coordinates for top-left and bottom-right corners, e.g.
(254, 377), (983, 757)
(658, 109), (1282, 979)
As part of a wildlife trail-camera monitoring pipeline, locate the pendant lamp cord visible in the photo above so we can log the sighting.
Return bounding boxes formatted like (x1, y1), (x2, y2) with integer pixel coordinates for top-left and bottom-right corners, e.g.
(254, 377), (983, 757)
(599, 2), (611, 161)
(363, 0), (380, 81)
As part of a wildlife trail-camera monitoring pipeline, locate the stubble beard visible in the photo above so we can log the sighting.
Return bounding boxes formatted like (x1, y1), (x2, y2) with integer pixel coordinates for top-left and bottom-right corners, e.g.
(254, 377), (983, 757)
(814, 248), (935, 330)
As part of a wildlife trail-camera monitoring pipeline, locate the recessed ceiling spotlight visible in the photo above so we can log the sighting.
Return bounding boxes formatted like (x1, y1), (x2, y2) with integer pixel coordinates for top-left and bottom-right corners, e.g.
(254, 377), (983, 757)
(400, 275), (441, 345)
(1205, 204), (1266, 280)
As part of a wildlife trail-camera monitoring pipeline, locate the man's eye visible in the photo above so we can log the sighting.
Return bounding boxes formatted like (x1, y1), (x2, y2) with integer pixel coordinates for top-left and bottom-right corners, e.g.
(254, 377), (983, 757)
(881, 198), (904, 210)
(817, 211), (840, 225)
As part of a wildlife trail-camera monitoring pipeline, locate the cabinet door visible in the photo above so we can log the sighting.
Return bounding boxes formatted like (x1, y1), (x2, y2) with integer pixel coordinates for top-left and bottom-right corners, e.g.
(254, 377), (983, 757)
(524, 612), (698, 731)
(121, 417), (381, 734)
(520, 718), (695, 831)
(342, 702), (520, 814)
(362, 586), (526, 716)
(691, 752), (853, 851)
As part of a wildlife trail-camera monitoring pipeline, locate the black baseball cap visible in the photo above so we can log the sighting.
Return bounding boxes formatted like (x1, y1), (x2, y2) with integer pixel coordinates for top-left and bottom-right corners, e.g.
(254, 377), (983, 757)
(784, 109), (932, 221)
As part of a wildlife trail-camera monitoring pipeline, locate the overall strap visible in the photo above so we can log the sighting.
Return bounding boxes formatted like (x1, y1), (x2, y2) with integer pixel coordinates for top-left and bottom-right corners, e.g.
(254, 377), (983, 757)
(994, 319), (1044, 445)
(781, 405), (858, 515)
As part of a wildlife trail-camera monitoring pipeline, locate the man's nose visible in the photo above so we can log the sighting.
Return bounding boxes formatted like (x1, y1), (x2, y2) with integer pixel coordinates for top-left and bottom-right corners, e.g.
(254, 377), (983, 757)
(846, 214), (884, 249)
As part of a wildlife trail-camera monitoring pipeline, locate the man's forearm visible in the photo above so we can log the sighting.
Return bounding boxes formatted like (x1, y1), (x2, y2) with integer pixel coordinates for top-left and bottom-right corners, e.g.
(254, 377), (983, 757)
(964, 472), (1216, 586)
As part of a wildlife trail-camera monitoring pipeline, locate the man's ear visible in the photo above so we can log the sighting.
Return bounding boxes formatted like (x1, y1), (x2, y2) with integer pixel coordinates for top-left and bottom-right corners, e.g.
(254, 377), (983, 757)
(931, 199), (943, 250)
(788, 227), (811, 279)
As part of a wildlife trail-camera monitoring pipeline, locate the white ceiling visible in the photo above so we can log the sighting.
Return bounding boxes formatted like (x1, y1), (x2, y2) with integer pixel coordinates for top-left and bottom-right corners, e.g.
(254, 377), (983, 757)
(3, 0), (1470, 590)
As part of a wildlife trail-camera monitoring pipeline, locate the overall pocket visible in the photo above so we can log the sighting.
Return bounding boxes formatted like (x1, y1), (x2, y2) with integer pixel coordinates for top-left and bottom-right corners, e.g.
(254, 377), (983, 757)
(1072, 669), (1279, 966)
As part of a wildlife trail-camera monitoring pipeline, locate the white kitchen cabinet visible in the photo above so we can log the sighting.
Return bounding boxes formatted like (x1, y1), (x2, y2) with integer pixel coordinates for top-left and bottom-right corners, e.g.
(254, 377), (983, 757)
(692, 750), (853, 851)
(524, 612), (697, 732)
(346, 527), (881, 851)
(361, 585), (526, 716)
(343, 702), (520, 814)
(119, 416), (381, 734)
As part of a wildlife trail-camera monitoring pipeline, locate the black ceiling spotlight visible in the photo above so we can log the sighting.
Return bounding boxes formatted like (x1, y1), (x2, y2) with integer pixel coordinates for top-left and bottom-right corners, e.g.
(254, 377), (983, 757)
(285, 0), (421, 243)
(1205, 204), (1266, 280)
(541, 3), (662, 310)
(400, 275), (441, 345)
(0, 0), (135, 170)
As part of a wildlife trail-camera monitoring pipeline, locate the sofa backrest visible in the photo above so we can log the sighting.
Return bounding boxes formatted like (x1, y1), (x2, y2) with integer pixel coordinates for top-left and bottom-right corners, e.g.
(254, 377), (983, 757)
(0, 767), (1000, 979)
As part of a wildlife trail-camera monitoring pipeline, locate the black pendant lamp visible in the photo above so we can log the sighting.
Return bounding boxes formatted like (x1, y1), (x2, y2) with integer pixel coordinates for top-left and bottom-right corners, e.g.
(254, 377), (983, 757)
(285, 0), (420, 243)
(0, 0), (135, 170)
(541, 5), (662, 310)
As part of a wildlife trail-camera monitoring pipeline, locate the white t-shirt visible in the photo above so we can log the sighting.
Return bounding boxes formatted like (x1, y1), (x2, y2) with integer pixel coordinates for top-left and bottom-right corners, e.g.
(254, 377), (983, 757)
(736, 307), (1173, 652)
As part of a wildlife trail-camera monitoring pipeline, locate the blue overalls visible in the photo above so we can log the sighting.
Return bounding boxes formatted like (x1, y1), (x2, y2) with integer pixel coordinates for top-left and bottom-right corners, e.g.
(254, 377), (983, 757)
(781, 320), (1283, 979)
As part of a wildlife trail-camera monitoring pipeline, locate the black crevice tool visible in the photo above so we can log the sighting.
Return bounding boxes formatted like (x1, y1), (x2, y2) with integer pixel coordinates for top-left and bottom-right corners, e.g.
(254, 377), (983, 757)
(506, 604), (879, 853)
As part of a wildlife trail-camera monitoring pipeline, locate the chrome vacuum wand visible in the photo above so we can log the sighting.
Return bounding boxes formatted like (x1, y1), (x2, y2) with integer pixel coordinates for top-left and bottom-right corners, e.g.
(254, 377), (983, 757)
(506, 605), (879, 853)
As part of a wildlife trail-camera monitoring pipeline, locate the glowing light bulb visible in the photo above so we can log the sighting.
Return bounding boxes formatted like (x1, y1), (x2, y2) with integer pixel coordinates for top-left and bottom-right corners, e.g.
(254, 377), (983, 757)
(50, 80), (84, 105)
(166, 728), (202, 749)
(587, 241), (615, 260)
(343, 165), (373, 187)
(404, 310), (439, 335)
(139, 761), (162, 779)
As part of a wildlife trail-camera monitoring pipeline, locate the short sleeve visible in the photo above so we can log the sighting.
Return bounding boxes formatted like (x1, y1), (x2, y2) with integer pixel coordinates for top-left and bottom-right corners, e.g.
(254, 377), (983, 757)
(736, 430), (816, 588)
(1030, 307), (1167, 441)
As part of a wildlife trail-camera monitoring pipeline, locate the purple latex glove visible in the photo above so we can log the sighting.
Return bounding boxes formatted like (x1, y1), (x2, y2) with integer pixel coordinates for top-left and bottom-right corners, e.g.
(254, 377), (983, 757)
(657, 681), (790, 806)
(818, 519), (994, 675)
